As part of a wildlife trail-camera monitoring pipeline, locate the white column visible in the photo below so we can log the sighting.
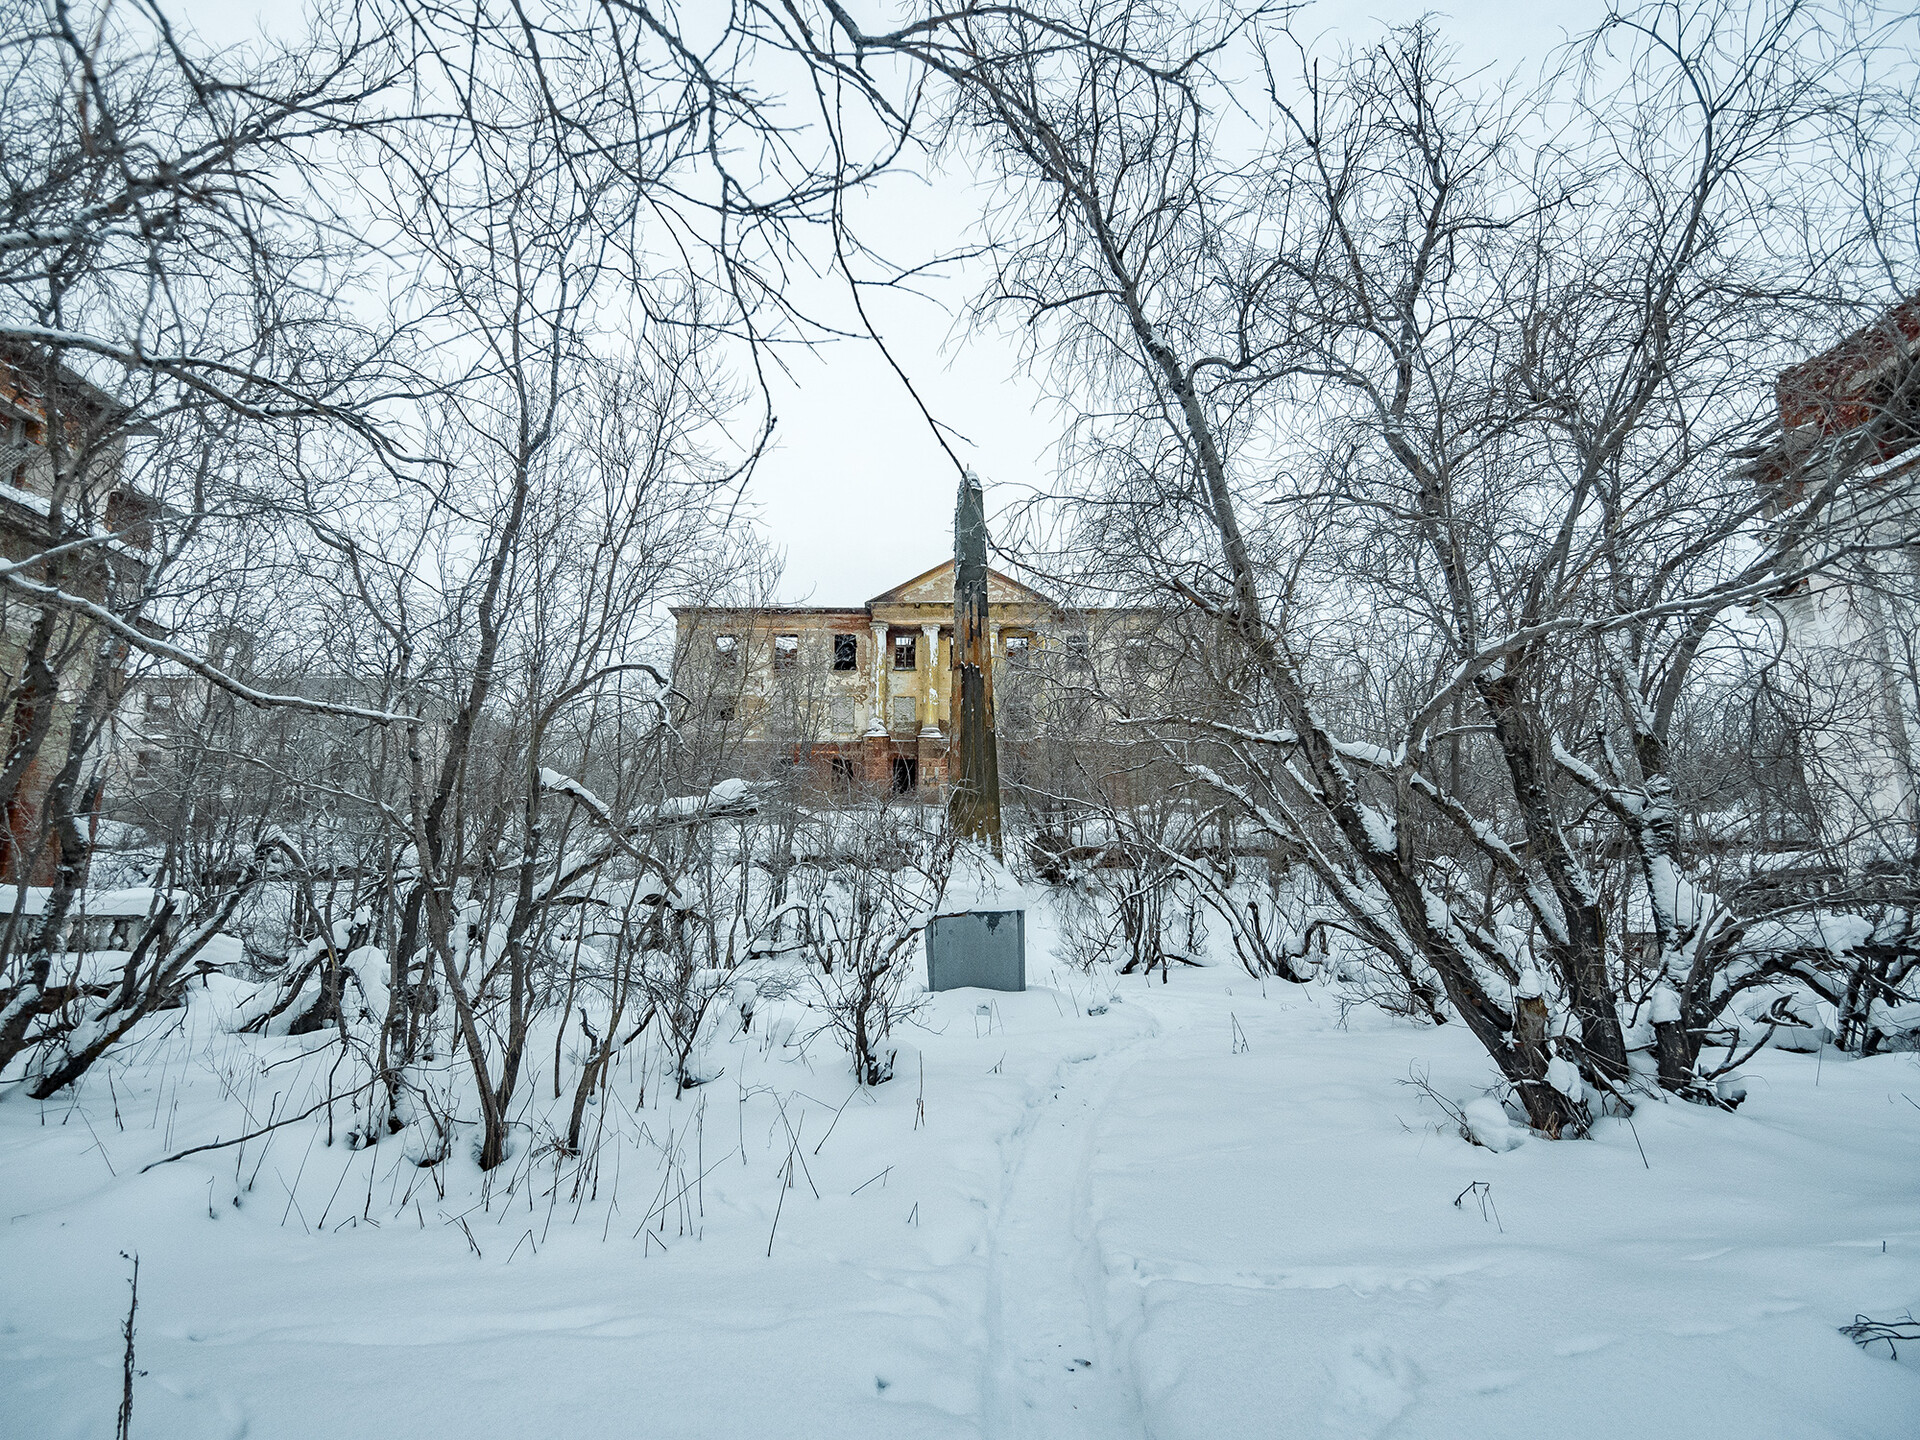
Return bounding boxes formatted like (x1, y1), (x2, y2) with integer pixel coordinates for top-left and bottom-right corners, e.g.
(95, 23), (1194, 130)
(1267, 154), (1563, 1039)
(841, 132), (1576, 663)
(920, 622), (943, 736)
(866, 621), (888, 736)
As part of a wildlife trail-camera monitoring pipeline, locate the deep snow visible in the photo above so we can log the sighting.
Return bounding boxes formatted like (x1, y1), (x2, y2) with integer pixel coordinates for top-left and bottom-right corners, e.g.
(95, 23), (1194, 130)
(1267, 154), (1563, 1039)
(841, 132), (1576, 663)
(2, 908), (1917, 1439)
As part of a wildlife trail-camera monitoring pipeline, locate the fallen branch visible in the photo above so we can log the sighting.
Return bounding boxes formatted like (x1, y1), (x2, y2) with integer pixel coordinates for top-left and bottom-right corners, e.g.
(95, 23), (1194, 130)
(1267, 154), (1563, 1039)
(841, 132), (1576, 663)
(139, 1078), (376, 1172)
(1840, 1311), (1920, 1359)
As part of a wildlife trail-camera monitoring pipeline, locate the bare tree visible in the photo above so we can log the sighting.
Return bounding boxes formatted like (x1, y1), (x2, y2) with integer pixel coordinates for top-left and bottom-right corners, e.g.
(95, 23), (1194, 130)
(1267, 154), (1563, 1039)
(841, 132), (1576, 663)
(792, 798), (950, 1086)
(947, 0), (1920, 1129)
(0, 0), (1004, 1106)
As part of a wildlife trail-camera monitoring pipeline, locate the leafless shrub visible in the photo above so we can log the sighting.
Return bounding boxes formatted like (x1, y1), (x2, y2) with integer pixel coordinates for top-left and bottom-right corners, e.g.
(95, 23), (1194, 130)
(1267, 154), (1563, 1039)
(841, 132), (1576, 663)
(790, 802), (950, 1086)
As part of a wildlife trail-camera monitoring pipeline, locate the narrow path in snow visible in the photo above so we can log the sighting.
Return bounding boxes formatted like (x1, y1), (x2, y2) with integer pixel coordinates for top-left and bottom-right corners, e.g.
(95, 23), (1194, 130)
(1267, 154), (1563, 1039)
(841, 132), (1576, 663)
(979, 1005), (1163, 1440)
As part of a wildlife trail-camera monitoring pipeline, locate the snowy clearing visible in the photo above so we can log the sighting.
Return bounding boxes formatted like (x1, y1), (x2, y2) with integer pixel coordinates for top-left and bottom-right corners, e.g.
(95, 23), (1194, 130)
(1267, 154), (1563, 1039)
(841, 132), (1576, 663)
(9, 5), (1920, 1435)
(3, 908), (1916, 1439)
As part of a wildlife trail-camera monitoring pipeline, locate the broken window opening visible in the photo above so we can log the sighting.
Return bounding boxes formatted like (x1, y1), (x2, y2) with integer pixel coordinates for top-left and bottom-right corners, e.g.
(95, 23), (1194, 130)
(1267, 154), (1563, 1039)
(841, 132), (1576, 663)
(891, 755), (919, 793)
(831, 754), (857, 790)
(1066, 632), (1091, 669)
(892, 633), (917, 670)
(832, 633), (858, 670)
(714, 633), (739, 668)
(773, 633), (800, 670)
(1004, 634), (1031, 666)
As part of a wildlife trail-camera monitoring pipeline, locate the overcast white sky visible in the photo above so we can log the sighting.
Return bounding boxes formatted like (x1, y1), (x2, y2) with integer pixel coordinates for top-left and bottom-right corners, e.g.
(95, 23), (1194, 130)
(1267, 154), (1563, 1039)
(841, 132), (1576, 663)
(179, 0), (1605, 604)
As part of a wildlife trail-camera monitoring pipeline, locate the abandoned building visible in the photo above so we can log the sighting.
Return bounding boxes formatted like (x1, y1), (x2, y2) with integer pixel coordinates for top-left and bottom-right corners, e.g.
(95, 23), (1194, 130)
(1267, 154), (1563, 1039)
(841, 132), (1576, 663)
(671, 560), (1152, 796)
(0, 344), (158, 881)
(1744, 291), (1920, 849)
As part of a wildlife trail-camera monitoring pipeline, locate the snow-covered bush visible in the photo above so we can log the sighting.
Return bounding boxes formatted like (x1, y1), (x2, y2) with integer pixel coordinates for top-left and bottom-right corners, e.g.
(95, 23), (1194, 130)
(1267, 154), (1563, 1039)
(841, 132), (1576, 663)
(0, 842), (282, 1097)
(788, 802), (949, 1086)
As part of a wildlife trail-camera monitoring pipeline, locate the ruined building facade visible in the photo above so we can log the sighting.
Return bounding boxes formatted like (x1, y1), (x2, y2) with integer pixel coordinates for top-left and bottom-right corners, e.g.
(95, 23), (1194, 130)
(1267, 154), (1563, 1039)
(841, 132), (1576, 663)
(671, 560), (1138, 796)
(0, 344), (157, 881)
(1748, 292), (1920, 853)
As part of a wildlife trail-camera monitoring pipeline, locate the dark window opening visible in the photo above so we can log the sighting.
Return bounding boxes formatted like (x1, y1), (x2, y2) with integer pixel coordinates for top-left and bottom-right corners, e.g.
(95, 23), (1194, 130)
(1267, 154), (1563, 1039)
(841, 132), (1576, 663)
(1124, 636), (1150, 674)
(831, 754), (857, 790)
(892, 633), (917, 670)
(712, 700), (736, 723)
(891, 755), (918, 793)
(714, 634), (739, 667)
(773, 633), (799, 670)
(1067, 633), (1091, 668)
(832, 633), (857, 670)
(1005, 634), (1030, 665)
(106, 489), (159, 549)
(9, 462), (26, 488)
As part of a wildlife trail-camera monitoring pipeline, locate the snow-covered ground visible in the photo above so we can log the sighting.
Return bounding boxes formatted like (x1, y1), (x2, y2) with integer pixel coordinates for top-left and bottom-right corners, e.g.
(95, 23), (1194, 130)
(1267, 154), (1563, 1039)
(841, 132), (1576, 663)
(3, 908), (1917, 1438)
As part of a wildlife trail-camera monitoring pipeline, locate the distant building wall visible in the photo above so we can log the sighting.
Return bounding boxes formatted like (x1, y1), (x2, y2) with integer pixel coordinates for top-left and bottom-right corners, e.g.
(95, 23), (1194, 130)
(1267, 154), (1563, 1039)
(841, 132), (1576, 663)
(671, 560), (1159, 798)
(1758, 293), (1920, 852)
(0, 345), (154, 882)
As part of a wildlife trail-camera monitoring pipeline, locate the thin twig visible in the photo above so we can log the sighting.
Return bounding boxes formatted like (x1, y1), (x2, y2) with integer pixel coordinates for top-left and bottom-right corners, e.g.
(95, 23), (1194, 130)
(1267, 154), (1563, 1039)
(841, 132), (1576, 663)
(140, 1079), (375, 1172)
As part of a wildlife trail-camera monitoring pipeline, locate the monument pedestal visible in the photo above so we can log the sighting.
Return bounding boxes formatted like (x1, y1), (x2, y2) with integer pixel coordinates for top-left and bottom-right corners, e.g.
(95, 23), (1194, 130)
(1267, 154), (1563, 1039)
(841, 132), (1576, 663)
(926, 909), (1025, 992)
(926, 846), (1026, 993)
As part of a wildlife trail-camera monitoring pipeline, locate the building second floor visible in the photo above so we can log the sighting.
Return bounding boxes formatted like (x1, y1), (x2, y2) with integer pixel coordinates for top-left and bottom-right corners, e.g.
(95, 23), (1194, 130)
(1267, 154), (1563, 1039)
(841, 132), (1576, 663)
(670, 560), (1165, 745)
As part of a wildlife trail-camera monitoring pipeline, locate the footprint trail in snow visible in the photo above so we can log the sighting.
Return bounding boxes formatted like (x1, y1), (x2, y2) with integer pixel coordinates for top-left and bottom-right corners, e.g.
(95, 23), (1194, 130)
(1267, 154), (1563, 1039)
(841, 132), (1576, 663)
(981, 1027), (1158, 1440)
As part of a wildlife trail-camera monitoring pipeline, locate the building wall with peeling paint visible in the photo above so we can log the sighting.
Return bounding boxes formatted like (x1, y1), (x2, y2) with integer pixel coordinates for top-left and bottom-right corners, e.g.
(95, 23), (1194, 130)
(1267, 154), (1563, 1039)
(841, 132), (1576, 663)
(671, 560), (1152, 797)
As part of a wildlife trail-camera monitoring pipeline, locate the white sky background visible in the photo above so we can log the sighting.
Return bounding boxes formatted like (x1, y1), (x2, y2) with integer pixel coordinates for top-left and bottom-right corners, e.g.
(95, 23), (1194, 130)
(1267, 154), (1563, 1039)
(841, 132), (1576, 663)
(178, 0), (1606, 606)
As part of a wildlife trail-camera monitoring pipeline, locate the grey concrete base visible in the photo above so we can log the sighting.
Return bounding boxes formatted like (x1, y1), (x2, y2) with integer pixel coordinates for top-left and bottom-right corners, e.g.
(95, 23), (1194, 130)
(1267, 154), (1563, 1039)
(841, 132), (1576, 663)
(927, 910), (1026, 992)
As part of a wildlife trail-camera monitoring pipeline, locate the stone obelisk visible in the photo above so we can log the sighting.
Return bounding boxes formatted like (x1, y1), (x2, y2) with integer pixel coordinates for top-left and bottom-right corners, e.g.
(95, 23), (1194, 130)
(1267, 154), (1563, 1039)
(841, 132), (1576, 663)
(950, 469), (1004, 858)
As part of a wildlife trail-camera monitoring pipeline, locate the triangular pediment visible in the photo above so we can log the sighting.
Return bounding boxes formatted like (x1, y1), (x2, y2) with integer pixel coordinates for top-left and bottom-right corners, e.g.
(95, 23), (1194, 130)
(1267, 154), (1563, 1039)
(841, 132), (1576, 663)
(868, 559), (1053, 608)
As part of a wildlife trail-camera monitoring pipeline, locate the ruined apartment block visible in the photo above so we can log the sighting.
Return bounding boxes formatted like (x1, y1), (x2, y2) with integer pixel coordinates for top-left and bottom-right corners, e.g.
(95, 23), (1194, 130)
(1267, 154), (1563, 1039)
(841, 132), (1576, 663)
(0, 344), (160, 880)
(671, 560), (1141, 796)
